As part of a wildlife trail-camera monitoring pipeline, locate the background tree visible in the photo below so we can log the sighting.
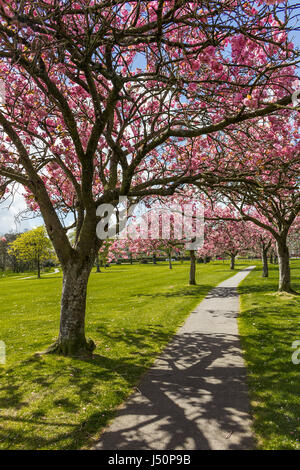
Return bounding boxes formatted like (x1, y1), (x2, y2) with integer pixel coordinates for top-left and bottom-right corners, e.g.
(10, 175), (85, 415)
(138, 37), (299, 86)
(188, 115), (300, 292)
(8, 226), (53, 278)
(0, 235), (7, 271)
(249, 220), (275, 277)
(288, 217), (300, 258)
(202, 212), (255, 270)
(0, 232), (31, 272)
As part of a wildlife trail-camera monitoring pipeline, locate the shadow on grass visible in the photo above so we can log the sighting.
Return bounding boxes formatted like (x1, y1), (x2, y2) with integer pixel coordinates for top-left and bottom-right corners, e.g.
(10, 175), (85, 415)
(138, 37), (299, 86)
(0, 320), (259, 450)
(238, 264), (300, 449)
(92, 270), (126, 274)
(237, 265), (300, 296)
(239, 307), (300, 449)
(19, 276), (62, 282)
(1, 330), (257, 450)
(0, 326), (173, 449)
(135, 285), (215, 299)
(2, 264), (295, 450)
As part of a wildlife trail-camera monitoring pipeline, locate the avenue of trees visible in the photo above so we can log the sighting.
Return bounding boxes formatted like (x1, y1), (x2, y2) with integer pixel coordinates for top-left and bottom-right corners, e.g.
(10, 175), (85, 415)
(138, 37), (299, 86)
(0, 1), (299, 355)
(100, 211), (299, 285)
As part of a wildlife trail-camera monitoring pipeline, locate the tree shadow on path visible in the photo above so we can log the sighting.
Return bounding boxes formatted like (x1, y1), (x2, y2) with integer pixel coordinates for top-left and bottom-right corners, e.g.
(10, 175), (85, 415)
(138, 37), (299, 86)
(96, 331), (255, 450)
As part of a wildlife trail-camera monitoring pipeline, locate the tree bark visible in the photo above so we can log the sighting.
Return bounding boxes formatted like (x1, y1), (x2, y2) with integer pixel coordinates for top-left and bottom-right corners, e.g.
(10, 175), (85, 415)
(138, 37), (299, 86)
(276, 238), (293, 293)
(3, 252), (7, 272)
(262, 248), (269, 277)
(168, 251), (172, 269)
(189, 250), (196, 285)
(96, 253), (101, 273)
(47, 258), (96, 356)
(230, 253), (236, 270)
(37, 256), (41, 279)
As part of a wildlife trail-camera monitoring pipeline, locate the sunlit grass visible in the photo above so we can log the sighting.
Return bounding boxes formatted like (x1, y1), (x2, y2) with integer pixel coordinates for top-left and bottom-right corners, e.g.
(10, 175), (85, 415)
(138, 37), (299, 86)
(238, 261), (300, 450)
(0, 260), (246, 450)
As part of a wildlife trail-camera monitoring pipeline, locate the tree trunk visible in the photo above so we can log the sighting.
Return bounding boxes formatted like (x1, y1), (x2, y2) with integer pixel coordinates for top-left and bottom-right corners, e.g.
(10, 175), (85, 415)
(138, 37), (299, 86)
(168, 251), (172, 270)
(189, 250), (196, 285)
(37, 256), (41, 279)
(47, 259), (96, 356)
(153, 253), (157, 264)
(276, 239), (293, 293)
(96, 253), (101, 273)
(230, 253), (236, 270)
(270, 253), (273, 264)
(262, 248), (269, 278)
(3, 253), (6, 272)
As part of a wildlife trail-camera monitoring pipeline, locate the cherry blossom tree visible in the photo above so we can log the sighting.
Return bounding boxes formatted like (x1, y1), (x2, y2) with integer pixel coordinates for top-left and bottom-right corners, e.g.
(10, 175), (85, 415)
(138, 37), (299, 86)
(188, 114), (300, 292)
(217, 130), (299, 292)
(288, 217), (300, 258)
(248, 221), (275, 277)
(0, 1), (299, 354)
(199, 207), (256, 269)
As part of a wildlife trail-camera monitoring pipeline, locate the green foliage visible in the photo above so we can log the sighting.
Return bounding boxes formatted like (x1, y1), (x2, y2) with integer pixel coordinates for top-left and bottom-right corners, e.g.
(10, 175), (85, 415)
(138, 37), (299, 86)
(8, 227), (54, 277)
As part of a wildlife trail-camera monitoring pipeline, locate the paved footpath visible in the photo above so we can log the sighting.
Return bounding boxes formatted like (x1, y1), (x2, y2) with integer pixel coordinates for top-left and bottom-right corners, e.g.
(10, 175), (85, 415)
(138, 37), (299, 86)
(18, 268), (60, 280)
(94, 266), (256, 450)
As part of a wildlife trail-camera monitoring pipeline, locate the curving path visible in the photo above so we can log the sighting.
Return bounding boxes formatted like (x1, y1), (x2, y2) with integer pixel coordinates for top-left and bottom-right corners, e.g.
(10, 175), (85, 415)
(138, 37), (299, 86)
(18, 268), (60, 280)
(94, 266), (256, 450)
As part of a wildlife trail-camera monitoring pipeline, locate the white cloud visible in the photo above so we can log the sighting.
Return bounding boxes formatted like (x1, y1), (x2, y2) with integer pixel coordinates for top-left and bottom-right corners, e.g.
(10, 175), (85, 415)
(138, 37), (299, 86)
(0, 187), (42, 235)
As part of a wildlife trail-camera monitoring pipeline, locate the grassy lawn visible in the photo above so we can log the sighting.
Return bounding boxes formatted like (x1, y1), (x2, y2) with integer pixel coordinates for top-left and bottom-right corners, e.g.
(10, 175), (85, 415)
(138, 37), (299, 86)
(0, 260), (248, 450)
(238, 261), (300, 450)
(0, 267), (55, 279)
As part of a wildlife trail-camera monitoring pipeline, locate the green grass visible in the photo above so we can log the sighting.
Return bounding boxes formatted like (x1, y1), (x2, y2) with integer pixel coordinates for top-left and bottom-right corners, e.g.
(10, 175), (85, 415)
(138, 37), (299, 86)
(0, 271), (34, 279)
(0, 267), (55, 279)
(0, 260), (248, 450)
(238, 261), (300, 450)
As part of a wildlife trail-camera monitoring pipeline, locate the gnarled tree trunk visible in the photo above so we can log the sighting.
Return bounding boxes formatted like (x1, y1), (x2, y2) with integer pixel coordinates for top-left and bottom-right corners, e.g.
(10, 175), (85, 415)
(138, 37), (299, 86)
(168, 250), (173, 270)
(230, 253), (236, 270)
(96, 253), (101, 273)
(276, 238), (292, 293)
(262, 248), (269, 278)
(37, 255), (41, 279)
(189, 250), (196, 285)
(47, 257), (96, 356)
